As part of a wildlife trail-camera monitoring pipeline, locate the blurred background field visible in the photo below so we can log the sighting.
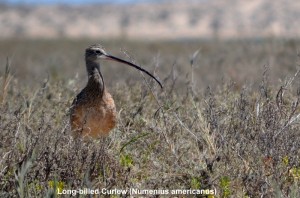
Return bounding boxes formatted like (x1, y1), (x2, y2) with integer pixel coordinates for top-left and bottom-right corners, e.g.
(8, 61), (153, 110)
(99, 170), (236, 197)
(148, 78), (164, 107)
(1, 39), (300, 92)
(1, 0), (300, 197)
(1, 0), (300, 40)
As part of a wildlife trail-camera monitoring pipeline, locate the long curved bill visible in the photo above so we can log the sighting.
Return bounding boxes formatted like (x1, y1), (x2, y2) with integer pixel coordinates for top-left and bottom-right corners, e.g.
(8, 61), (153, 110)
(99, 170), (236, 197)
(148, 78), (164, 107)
(103, 54), (163, 89)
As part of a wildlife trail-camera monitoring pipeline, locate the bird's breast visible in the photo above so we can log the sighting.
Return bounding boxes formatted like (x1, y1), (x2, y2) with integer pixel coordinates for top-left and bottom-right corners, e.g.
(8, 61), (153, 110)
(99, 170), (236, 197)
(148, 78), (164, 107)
(70, 91), (117, 138)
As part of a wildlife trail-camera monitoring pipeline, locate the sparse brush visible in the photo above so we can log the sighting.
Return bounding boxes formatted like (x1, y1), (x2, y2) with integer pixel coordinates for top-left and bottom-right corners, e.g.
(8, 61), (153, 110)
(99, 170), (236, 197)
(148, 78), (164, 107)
(1, 39), (300, 197)
(0, 57), (13, 105)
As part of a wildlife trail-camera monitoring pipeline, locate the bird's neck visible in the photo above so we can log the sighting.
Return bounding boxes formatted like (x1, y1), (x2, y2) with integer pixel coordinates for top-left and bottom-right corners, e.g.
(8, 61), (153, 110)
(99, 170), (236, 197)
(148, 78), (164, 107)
(86, 60), (105, 97)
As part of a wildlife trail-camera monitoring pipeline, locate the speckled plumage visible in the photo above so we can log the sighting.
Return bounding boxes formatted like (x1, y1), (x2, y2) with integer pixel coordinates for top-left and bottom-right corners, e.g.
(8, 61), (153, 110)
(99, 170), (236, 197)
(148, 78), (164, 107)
(70, 44), (116, 139)
(70, 89), (116, 138)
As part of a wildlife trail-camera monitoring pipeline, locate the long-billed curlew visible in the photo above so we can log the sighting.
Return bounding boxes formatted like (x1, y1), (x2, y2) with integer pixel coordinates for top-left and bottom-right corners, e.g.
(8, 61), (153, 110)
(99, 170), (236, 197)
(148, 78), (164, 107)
(70, 44), (162, 139)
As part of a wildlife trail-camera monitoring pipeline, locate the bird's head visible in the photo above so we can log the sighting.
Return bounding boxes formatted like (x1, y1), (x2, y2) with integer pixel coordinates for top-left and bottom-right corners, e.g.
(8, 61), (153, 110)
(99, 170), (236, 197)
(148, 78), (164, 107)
(85, 44), (109, 62)
(85, 44), (163, 89)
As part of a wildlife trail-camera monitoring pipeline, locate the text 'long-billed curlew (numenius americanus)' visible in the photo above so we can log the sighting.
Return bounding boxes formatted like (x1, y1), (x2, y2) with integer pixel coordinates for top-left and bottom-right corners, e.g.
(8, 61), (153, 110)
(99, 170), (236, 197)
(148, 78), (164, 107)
(70, 44), (162, 139)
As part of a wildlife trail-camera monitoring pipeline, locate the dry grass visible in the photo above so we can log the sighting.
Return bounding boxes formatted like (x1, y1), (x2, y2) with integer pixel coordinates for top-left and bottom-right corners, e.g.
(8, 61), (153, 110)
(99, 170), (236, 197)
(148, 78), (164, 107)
(0, 38), (300, 197)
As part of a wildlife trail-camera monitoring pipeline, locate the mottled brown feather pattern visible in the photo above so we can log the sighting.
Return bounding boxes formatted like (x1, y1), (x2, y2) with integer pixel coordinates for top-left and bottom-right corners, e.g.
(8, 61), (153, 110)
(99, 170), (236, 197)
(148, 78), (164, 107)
(70, 44), (117, 139)
(70, 89), (116, 139)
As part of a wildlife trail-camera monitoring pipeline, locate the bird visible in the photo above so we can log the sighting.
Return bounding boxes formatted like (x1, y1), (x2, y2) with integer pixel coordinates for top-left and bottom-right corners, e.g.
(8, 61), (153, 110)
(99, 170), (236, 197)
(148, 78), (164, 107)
(70, 44), (162, 139)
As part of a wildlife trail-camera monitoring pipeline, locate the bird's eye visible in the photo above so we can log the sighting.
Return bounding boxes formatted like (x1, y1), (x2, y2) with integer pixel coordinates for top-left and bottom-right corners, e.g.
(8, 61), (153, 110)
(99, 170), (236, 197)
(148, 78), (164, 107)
(95, 50), (101, 54)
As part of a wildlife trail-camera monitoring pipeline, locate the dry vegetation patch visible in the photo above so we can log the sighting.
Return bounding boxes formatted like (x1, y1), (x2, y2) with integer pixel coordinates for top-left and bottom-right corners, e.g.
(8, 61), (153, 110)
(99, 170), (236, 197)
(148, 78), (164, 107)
(0, 39), (300, 197)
